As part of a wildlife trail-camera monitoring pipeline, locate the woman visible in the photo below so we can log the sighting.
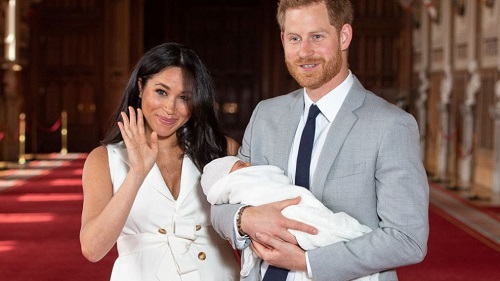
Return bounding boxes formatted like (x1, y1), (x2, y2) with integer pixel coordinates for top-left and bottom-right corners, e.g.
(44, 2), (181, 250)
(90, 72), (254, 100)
(80, 42), (240, 281)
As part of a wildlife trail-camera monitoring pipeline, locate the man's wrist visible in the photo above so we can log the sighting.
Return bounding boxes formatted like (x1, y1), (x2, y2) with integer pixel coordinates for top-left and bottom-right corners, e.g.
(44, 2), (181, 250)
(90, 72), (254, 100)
(236, 205), (251, 236)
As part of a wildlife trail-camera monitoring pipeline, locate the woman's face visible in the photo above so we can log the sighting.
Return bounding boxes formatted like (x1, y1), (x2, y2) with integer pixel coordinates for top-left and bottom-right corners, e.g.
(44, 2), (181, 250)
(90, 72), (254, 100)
(139, 67), (193, 139)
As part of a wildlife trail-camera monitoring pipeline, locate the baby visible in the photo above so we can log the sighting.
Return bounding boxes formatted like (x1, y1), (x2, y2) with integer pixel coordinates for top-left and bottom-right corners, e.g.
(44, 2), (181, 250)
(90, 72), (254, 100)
(201, 156), (378, 281)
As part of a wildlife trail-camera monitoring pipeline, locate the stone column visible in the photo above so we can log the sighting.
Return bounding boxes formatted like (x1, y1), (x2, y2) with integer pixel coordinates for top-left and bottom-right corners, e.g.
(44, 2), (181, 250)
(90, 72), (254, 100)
(436, 65), (453, 182)
(491, 62), (500, 195)
(2, 65), (22, 162)
(459, 104), (474, 189)
(416, 70), (429, 161)
(437, 103), (449, 181)
(458, 61), (481, 190)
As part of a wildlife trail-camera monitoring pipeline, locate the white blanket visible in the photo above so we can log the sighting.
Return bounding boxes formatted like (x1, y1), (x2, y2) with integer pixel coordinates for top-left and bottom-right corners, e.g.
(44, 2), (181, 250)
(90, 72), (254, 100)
(203, 165), (378, 281)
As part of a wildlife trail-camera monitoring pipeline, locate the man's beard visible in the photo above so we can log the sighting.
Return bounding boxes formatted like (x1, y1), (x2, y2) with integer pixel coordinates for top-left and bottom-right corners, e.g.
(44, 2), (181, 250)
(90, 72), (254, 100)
(286, 46), (342, 89)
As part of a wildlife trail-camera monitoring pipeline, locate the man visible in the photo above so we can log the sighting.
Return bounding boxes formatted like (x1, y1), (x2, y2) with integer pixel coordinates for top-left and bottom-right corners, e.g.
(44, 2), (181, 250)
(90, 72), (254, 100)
(211, 1), (429, 280)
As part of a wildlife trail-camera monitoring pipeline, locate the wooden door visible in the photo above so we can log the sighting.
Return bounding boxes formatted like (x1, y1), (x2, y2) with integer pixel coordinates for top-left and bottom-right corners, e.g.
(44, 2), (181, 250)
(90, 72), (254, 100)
(145, 0), (265, 142)
(350, 0), (409, 104)
(28, 1), (104, 153)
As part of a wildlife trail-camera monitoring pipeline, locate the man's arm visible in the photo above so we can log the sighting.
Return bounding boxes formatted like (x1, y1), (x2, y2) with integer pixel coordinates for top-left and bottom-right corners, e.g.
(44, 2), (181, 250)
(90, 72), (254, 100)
(210, 198), (317, 250)
(308, 112), (429, 281)
(210, 203), (243, 249)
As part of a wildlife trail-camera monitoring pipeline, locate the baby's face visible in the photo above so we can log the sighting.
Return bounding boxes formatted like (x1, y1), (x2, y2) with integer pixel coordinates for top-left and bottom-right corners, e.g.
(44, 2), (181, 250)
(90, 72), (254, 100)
(230, 160), (251, 173)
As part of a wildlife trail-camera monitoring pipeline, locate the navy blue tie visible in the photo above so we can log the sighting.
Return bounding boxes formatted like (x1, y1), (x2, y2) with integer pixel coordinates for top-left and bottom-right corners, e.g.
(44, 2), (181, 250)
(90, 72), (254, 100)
(262, 104), (320, 281)
(295, 104), (321, 189)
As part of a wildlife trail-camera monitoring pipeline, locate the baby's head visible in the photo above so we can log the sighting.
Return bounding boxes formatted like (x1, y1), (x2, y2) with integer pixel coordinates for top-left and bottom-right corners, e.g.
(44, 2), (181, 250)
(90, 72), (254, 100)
(230, 160), (251, 173)
(201, 156), (250, 192)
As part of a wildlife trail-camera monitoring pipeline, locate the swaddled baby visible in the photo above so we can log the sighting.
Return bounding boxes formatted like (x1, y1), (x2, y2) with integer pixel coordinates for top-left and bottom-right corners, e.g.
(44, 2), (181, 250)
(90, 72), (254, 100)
(201, 156), (378, 281)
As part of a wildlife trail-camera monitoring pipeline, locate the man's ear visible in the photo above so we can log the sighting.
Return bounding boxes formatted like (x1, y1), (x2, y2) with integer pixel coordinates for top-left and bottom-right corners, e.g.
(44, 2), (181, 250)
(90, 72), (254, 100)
(340, 24), (353, 50)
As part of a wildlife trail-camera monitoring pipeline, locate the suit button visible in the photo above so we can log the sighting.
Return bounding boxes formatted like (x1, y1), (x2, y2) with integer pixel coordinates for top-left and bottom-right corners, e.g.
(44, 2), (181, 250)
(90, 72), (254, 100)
(198, 252), (206, 260)
(158, 228), (167, 234)
(196, 224), (201, 231)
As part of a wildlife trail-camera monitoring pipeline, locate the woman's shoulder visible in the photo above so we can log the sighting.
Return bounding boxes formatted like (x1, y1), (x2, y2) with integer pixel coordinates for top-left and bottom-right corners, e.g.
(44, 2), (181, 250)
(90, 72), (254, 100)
(85, 142), (125, 168)
(85, 145), (109, 168)
(82, 145), (112, 185)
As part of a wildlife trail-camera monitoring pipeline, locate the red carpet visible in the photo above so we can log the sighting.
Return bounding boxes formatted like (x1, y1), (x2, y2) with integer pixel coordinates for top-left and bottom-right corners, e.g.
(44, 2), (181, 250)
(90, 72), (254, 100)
(398, 204), (500, 281)
(0, 156), (117, 281)
(1, 157), (499, 280)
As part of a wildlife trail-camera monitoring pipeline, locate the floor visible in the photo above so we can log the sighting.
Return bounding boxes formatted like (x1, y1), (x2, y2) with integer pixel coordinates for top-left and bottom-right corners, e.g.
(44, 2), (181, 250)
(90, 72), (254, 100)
(0, 153), (85, 193)
(429, 183), (500, 247)
(1, 153), (499, 248)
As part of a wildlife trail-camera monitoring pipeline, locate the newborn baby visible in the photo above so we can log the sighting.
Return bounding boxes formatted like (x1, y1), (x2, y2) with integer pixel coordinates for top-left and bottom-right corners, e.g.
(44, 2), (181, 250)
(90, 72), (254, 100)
(201, 156), (378, 281)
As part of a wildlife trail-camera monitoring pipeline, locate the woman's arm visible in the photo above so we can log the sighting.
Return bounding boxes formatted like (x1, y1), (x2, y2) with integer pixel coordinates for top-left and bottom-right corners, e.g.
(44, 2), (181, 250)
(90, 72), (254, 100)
(80, 107), (157, 262)
(80, 146), (147, 262)
(225, 136), (240, 156)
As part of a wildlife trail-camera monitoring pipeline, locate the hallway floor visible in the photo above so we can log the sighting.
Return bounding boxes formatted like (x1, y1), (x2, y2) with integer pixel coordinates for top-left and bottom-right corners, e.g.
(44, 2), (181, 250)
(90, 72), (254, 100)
(1, 154), (499, 249)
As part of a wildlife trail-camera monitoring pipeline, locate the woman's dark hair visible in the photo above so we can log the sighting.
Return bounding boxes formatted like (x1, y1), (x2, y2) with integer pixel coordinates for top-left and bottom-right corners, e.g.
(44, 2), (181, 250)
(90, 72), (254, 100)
(101, 42), (228, 171)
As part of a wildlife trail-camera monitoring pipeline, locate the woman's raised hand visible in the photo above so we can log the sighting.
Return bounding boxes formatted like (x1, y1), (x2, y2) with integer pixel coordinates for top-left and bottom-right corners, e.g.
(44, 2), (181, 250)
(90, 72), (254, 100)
(118, 106), (159, 177)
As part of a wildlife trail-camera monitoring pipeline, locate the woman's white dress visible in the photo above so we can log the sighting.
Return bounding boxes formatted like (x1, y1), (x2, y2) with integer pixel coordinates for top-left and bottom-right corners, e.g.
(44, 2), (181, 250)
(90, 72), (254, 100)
(107, 143), (239, 281)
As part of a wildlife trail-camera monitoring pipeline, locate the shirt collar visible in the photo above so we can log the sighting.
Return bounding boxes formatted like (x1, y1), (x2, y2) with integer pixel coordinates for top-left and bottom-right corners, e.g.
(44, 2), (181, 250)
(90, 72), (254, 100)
(303, 70), (354, 122)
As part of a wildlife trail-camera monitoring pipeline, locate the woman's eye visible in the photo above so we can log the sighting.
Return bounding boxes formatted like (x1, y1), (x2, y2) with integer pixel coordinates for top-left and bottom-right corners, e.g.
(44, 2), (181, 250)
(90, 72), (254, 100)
(180, 95), (190, 101)
(156, 89), (166, 96)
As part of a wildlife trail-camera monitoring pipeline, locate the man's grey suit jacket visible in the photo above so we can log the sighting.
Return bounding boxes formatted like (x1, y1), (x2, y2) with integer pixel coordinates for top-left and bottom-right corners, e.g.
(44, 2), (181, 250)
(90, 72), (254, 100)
(211, 77), (429, 281)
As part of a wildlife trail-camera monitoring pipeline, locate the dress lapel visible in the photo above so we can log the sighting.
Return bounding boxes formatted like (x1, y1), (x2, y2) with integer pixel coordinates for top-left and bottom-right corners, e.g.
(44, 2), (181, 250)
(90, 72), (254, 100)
(145, 164), (175, 201)
(175, 156), (200, 206)
(112, 146), (200, 202)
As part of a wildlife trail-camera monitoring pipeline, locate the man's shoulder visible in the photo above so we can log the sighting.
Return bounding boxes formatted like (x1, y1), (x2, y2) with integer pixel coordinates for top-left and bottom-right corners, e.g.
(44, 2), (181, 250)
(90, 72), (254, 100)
(256, 89), (302, 110)
(353, 85), (411, 118)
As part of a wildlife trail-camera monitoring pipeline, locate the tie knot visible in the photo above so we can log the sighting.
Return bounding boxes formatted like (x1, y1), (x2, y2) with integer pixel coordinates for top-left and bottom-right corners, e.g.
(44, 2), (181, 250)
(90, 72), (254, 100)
(307, 104), (321, 120)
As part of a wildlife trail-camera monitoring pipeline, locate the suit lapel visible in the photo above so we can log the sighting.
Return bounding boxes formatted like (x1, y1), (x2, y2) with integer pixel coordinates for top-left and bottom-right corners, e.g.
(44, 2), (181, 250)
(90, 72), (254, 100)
(311, 78), (366, 201)
(274, 91), (304, 174)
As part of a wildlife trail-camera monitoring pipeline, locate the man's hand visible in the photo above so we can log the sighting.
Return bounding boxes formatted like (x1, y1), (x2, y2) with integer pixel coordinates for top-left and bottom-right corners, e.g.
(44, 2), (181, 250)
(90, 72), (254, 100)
(240, 197), (317, 245)
(251, 232), (307, 271)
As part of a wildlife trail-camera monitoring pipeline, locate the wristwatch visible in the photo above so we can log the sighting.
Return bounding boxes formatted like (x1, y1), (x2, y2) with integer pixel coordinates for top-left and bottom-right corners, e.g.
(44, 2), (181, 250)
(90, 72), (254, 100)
(236, 205), (251, 236)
